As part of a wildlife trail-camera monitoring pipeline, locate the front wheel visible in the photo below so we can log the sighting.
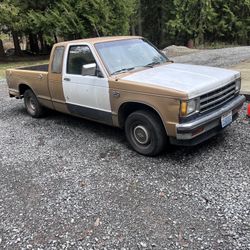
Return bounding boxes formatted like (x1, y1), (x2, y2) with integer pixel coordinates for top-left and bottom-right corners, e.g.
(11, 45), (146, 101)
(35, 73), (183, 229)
(24, 89), (45, 118)
(125, 110), (167, 156)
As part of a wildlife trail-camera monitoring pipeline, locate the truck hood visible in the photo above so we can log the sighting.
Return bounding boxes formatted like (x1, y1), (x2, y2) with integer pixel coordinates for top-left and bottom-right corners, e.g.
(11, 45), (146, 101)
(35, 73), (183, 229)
(121, 63), (240, 99)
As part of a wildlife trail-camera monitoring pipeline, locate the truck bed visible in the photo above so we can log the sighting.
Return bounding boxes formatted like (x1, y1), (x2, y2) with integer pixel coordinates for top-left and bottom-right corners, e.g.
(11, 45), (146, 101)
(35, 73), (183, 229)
(18, 64), (49, 72)
(6, 64), (50, 103)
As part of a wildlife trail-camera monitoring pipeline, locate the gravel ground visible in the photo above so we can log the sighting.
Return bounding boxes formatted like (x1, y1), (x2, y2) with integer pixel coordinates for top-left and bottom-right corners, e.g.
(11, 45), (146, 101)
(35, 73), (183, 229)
(170, 46), (250, 67)
(1, 47), (250, 250)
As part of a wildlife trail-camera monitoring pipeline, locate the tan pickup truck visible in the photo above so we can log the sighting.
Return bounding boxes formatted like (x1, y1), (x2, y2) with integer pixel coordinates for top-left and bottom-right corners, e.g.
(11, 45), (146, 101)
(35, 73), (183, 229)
(6, 36), (246, 156)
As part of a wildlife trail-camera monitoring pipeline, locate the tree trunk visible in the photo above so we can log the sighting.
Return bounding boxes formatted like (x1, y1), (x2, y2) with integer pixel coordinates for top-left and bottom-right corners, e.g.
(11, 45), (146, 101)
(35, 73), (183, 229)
(43, 40), (50, 54)
(131, 24), (136, 36)
(12, 32), (21, 56)
(38, 32), (47, 53)
(54, 34), (58, 43)
(0, 39), (5, 57)
(159, 1), (165, 48)
(138, 0), (142, 36)
(29, 33), (39, 54)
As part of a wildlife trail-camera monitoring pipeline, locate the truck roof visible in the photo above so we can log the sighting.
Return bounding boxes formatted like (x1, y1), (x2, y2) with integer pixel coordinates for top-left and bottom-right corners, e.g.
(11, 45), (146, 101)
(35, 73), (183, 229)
(56, 36), (142, 46)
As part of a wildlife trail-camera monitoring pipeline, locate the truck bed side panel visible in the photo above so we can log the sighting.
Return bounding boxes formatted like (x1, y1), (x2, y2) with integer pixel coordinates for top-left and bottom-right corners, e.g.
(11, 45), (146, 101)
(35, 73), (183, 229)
(6, 69), (53, 109)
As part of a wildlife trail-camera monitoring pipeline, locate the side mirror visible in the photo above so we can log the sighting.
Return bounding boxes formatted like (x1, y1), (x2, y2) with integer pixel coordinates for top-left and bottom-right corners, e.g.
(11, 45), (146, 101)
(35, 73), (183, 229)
(82, 63), (97, 76)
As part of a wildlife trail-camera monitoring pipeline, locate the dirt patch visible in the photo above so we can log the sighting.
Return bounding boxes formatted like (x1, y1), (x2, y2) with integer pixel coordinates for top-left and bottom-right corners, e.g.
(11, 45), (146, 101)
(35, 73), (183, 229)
(230, 60), (250, 94)
(162, 45), (199, 57)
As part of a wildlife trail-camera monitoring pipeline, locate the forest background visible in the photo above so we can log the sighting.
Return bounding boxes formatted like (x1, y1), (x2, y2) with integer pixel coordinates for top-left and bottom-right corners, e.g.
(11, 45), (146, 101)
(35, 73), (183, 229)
(0, 0), (250, 57)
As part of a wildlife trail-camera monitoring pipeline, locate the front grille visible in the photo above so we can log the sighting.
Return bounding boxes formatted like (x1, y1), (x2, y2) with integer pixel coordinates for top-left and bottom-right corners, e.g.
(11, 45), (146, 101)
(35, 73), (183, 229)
(200, 82), (236, 113)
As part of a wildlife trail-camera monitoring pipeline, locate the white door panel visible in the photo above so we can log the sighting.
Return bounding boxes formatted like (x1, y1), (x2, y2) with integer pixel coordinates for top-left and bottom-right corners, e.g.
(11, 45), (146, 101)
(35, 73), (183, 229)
(62, 42), (111, 115)
(62, 74), (111, 112)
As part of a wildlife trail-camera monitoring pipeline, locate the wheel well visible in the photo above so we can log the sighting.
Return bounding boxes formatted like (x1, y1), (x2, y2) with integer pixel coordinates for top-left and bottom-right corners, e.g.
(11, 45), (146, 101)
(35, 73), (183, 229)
(19, 84), (31, 97)
(118, 102), (164, 128)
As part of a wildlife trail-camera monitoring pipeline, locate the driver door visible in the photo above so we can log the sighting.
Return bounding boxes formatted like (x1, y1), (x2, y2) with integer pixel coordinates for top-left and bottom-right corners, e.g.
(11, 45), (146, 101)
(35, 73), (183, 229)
(62, 44), (112, 124)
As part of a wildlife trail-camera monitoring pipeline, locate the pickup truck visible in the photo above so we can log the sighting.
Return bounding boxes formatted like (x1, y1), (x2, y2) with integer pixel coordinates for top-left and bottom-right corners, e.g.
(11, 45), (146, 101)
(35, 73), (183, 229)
(6, 36), (246, 156)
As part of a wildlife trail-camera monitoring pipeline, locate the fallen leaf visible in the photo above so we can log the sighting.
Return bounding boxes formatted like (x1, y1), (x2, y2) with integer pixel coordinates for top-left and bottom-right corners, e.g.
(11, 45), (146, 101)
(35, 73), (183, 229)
(159, 191), (166, 198)
(94, 217), (100, 227)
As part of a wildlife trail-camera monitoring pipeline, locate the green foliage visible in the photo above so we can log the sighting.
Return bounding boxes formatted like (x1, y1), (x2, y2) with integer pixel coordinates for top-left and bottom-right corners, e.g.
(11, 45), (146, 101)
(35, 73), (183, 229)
(166, 0), (217, 45)
(28, 0), (136, 42)
(140, 0), (171, 47)
(1, 0), (250, 54)
(165, 0), (250, 46)
(0, 0), (26, 32)
(211, 0), (250, 44)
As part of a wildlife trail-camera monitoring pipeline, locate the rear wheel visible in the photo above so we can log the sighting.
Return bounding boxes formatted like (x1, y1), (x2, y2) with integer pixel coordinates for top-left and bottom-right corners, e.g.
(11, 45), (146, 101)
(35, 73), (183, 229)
(24, 89), (45, 118)
(125, 110), (167, 156)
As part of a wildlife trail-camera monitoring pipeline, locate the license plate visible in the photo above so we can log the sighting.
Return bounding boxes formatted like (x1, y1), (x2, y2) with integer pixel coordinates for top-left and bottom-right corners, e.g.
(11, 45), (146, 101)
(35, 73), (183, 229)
(221, 111), (233, 128)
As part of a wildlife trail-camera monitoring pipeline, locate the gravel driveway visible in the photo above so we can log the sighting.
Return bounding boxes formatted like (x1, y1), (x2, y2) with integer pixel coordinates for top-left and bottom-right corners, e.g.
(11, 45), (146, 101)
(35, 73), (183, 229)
(171, 46), (250, 67)
(1, 47), (250, 250)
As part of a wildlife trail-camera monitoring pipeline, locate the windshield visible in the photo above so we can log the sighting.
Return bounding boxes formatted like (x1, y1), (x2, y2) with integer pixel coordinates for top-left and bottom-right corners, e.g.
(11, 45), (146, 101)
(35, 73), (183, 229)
(95, 39), (169, 75)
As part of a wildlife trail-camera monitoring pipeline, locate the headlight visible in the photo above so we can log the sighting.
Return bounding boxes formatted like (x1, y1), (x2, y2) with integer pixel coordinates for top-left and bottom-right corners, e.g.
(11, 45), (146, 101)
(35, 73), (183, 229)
(180, 99), (199, 116)
(235, 78), (241, 92)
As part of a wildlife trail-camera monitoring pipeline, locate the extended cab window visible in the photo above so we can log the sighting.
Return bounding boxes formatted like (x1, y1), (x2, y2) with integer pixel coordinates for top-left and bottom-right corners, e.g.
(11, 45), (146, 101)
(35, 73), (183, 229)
(51, 46), (64, 74)
(67, 45), (96, 75)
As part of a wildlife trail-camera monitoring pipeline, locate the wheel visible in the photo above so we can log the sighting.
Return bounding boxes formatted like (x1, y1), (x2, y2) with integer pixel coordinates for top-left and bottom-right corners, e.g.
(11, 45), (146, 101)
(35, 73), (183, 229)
(125, 110), (167, 156)
(24, 89), (45, 118)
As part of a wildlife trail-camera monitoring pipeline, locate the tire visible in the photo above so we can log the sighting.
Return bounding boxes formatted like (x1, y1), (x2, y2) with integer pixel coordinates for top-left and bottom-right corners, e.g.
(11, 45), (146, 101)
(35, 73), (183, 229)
(125, 110), (167, 156)
(24, 89), (45, 118)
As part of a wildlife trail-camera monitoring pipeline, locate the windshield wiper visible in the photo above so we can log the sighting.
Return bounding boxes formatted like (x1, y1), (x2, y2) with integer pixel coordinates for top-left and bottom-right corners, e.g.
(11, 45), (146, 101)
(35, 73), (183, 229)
(143, 61), (162, 68)
(111, 67), (135, 75)
(111, 62), (162, 75)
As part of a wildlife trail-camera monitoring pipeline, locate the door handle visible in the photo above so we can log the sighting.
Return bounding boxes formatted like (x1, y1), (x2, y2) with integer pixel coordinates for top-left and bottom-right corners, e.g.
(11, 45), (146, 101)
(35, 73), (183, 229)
(64, 78), (71, 81)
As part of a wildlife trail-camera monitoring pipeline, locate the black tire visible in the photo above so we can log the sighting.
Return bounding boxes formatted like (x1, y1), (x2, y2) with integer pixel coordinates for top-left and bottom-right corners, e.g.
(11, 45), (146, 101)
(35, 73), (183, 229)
(24, 89), (45, 118)
(125, 110), (167, 156)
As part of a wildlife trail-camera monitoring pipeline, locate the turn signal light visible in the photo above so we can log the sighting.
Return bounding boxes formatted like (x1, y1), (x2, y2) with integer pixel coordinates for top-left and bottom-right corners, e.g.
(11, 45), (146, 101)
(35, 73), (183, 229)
(180, 101), (187, 116)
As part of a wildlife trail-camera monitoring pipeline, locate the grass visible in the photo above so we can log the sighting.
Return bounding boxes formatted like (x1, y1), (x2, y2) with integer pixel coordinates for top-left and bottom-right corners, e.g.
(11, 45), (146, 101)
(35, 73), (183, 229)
(0, 59), (49, 79)
(0, 33), (9, 40)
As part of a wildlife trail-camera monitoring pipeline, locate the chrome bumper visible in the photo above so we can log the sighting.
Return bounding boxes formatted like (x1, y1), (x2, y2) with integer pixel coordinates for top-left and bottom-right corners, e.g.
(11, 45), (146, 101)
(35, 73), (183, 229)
(172, 95), (246, 144)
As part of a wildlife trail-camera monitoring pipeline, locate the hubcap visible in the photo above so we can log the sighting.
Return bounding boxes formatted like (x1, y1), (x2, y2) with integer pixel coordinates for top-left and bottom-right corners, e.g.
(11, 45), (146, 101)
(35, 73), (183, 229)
(27, 97), (36, 111)
(133, 125), (150, 145)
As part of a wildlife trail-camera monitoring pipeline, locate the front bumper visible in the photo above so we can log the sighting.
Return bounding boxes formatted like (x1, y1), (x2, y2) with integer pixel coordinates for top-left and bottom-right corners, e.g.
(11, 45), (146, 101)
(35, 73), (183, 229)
(170, 95), (246, 146)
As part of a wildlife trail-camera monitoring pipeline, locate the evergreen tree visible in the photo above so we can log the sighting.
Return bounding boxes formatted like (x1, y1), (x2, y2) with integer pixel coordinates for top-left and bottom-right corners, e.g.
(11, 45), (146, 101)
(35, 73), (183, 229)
(29, 0), (136, 41)
(211, 0), (250, 44)
(0, 0), (26, 55)
(139, 0), (173, 47)
(1, 0), (250, 57)
(166, 0), (217, 46)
